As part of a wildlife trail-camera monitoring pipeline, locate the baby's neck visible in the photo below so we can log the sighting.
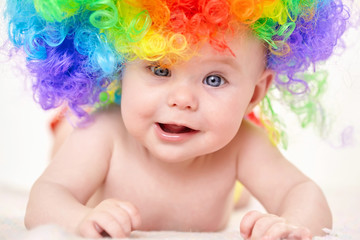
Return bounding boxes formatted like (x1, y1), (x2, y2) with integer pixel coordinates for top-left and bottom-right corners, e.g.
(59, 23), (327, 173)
(143, 146), (204, 172)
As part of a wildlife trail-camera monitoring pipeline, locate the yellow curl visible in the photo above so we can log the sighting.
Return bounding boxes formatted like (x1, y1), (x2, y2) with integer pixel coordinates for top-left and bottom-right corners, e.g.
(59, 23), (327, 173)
(262, 0), (288, 25)
(136, 30), (167, 61)
(168, 33), (188, 54)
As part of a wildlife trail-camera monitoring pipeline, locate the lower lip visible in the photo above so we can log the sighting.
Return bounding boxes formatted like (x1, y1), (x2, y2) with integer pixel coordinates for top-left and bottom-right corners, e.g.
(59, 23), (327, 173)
(154, 123), (199, 142)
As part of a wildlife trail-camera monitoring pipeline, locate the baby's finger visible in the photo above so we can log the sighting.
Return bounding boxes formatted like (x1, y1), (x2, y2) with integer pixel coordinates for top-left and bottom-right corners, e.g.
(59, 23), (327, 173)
(240, 210), (264, 239)
(288, 227), (312, 240)
(92, 212), (128, 238)
(250, 215), (285, 240)
(77, 220), (103, 238)
(118, 201), (142, 230)
(105, 204), (133, 236)
(263, 222), (312, 240)
(261, 221), (295, 240)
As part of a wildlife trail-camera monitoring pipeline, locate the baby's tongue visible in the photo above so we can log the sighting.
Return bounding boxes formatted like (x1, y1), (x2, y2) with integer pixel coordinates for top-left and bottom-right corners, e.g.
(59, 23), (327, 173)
(161, 124), (189, 133)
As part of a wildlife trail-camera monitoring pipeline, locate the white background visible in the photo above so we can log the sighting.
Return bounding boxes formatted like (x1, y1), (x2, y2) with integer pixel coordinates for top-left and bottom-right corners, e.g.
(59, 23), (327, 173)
(0, 0), (359, 192)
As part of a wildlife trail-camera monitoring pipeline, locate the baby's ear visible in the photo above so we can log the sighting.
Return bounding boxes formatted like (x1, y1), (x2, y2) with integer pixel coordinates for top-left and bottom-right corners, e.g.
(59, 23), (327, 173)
(245, 68), (275, 114)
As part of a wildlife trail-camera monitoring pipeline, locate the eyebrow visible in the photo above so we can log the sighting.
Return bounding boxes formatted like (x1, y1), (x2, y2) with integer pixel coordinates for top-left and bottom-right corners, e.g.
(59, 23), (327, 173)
(202, 56), (241, 71)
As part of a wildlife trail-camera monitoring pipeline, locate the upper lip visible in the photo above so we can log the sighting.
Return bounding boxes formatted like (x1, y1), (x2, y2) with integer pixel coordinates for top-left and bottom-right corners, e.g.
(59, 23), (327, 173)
(157, 122), (199, 132)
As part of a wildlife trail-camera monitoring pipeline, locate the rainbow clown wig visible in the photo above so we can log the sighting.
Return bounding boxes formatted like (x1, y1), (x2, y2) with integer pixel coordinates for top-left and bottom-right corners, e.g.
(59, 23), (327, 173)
(5, 0), (349, 147)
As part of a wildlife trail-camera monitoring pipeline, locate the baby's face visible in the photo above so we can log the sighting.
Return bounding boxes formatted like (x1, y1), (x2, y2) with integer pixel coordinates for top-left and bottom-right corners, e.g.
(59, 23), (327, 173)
(120, 34), (268, 162)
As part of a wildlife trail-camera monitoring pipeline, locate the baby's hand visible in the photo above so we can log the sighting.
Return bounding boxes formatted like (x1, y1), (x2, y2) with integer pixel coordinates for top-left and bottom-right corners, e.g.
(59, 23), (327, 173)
(77, 199), (141, 238)
(240, 210), (312, 240)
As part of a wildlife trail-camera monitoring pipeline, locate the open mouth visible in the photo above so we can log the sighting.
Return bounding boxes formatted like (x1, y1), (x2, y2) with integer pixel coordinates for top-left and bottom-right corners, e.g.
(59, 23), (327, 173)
(158, 123), (196, 134)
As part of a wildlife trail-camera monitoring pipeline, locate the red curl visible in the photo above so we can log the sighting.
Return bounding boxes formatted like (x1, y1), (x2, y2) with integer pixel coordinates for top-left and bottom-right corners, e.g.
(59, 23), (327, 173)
(202, 0), (230, 25)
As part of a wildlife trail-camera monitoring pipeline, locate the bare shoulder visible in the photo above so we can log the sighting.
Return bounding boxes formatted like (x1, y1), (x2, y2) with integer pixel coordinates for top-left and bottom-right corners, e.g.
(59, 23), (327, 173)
(67, 105), (126, 141)
(235, 120), (277, 156)
(89, 105), (123, 132)
(235, 120), (287, 180)
(50, 105), (118, 157)
(51, 104), (125, 158)
(49, 105), (125, 171)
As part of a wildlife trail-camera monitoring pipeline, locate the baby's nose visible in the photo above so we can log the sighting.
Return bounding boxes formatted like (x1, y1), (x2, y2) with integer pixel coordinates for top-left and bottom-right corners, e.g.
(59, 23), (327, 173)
(167, 85), (199, 111)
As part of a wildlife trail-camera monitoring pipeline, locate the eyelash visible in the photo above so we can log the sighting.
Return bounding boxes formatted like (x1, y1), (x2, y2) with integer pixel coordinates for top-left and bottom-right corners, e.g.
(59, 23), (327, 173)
(146, 65), (171, 77)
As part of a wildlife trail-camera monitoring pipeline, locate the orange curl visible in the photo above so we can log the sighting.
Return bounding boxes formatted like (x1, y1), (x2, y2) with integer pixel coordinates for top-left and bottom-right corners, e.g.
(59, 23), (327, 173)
(269, 40), (291, 56)
(231, 0), (264, 24)
(143, 0), (171, 28)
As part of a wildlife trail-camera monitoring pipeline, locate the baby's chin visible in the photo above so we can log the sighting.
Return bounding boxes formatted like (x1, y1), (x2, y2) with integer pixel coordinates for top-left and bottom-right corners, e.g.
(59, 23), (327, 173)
(146, 147), (201, 165)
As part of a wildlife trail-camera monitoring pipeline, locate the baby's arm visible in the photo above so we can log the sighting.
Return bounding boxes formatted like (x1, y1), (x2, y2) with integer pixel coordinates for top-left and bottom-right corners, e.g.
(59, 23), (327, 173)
(25, 112), (140, 238)
(236, 121), (331, 240)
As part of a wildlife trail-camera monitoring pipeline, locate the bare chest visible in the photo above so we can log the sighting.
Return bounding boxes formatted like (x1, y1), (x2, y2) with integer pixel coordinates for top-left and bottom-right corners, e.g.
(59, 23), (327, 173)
(88, 152), (238, 231)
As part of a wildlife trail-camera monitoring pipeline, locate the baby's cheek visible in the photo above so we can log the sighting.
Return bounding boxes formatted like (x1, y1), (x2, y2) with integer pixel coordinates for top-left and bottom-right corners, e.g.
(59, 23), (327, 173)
(209, 119), (243, 149)
(216, 113), (244, 136)
(121, 103), (142, 134)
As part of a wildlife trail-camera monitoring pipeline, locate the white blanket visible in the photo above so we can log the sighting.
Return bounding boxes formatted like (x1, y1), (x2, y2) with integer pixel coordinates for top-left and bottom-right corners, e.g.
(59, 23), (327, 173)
(1, 184), (359, 240)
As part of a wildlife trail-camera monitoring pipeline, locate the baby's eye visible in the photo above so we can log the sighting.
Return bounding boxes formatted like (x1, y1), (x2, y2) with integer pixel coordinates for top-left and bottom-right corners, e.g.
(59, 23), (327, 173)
(148, 65), (171, 77)
(203, 74), (226, 87)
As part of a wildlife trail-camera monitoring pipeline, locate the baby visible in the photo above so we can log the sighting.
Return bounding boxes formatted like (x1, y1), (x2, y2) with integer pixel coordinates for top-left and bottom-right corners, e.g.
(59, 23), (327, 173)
(5, 0), (349, 239)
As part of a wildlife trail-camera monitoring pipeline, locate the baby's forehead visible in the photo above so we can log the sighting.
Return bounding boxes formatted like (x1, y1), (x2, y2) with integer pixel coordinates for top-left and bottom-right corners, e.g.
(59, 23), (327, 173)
(141, 32), (266, 69)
